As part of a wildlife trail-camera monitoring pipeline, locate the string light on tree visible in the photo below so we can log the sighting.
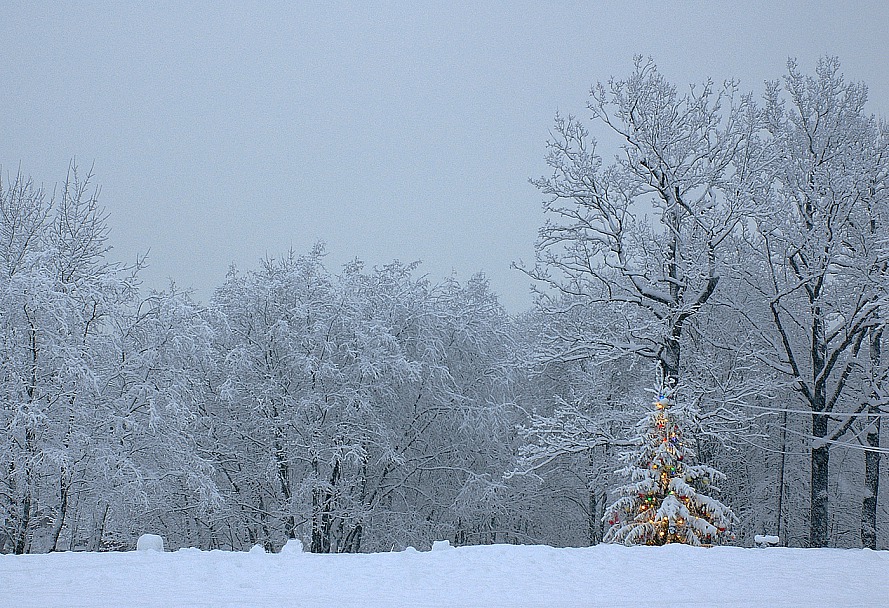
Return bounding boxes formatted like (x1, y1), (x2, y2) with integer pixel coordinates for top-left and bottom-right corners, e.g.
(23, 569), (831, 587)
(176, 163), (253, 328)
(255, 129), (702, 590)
(604, 369), (736, 546)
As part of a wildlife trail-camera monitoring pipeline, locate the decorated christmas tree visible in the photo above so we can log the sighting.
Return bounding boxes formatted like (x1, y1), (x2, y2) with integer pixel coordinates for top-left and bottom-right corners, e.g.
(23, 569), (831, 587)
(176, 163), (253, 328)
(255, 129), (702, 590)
(604, 373), (735, 546)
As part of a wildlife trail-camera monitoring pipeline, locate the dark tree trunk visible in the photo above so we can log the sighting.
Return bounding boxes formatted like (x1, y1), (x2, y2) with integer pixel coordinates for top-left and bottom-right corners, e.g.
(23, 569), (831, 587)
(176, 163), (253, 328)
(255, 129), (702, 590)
(50, 472), (70, 552)
(862, 327), (882, 550)
(13, 491), (31, 555)
(274, 437), (295, 540)
(587, 449), (602, 545)
(89, 503), (109, 552)
(13, 433), (37, 555)
(341, 523), (362, 553)
(862, 421), (881, 549)
(660, 326), (681, 390)
(809, 410), (829, 548)
(311, 458), (340, 553)
(808, 306), (830, 548)
(311, 489), (324, 552)
(588, 487), (599, 545)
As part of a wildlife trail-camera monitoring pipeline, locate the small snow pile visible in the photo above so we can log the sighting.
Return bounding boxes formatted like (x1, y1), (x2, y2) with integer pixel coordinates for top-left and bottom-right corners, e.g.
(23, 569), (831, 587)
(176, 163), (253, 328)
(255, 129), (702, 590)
(248, 544), (266, 555)
(136, 534), (164, 552)
(281, 539), (303, 554)
(754, 535), (780, 548)
(431, 540), (453, 551)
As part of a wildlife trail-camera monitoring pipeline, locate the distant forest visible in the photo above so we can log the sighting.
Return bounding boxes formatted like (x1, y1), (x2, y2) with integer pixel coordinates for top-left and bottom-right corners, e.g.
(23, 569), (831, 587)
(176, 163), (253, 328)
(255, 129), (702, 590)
(2, 57), (887, 554)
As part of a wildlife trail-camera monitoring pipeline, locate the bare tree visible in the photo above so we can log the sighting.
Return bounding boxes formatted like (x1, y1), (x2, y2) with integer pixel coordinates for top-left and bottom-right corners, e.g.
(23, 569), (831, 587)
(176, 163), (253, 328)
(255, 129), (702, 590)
(522, 56), (764, 391)
(750, 58), (889, 547)
(513, 59), (768, 548)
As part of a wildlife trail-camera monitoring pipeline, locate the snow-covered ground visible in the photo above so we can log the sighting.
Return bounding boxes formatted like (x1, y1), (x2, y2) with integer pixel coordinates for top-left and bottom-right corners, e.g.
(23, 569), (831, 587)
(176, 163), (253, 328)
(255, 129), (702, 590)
(2, 542), (887, 607)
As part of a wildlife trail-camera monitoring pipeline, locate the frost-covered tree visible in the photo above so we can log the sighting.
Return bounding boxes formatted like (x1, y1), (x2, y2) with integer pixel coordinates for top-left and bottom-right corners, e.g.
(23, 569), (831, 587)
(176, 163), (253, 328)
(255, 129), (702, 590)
(205, 249), (519, 552)
(0, 165), (144, 553)
(604, 373), (734, 546)
(522, 56), (764, 390)
(99, 286), (220, 550)
(508, 303), (638, 546)
(0, 165), (215, 553)
(747, 58), (889, 547)
(513, 58), (761, 546)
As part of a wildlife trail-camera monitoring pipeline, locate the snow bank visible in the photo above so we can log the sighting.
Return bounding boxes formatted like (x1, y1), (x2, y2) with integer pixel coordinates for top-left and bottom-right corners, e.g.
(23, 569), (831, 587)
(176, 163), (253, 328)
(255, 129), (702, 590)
(2, 543), (887, 607)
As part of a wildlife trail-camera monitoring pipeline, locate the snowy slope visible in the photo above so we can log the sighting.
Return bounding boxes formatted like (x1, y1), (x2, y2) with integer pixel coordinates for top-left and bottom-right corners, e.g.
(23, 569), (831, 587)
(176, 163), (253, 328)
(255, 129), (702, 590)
(2, 543), (887, 607)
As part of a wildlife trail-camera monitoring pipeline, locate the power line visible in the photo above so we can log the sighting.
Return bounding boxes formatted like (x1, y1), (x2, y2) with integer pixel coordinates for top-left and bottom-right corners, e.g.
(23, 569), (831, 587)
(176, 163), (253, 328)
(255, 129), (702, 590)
(741, 402), (889, 418)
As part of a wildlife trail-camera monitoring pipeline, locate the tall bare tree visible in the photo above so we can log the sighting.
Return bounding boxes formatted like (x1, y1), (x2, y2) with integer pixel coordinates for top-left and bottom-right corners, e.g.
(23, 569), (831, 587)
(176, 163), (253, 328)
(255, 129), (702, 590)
(751, 58), (889, 547)
(522, 57), (765, 391)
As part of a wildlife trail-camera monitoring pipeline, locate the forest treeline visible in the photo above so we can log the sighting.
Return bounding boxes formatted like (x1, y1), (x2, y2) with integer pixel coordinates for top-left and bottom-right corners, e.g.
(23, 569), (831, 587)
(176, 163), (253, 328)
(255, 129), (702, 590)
(2, 57), (887, 553)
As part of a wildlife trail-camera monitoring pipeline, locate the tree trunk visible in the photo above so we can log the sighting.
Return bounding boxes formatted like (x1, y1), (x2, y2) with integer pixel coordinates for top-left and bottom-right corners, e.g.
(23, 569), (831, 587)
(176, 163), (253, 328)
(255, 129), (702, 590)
(776, 409), (788, 542)
(311, 458), (339, 553)
(809, 307), (829, 548)
(310, 458), (324, 553)
(341, 522), (362, 553)
(50, 471), (70, 552)
(274, 437), (295, 540)
(862, 421), (881, 549)
(588, 486), (599, 545)
(862, 327), (882, 549)
(660, 330), (681, 390)
(13, 433), (37, 555)
(809, 410), (829, 548)
(13, 490), (31, 555)
(587, 449), (601, 545)
(89, 503), (109, 552)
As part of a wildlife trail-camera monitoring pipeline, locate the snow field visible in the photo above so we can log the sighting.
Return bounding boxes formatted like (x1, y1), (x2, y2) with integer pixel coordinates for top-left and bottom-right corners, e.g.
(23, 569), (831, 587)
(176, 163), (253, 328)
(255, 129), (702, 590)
(2, 543), (887, 608)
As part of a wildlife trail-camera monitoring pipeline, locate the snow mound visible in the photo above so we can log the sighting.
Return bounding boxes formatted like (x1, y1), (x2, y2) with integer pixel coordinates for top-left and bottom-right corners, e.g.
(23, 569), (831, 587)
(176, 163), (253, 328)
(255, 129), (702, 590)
(431, 539), (453, 551)
(281, 539), (303, 554)
(135, 534), (164, 552)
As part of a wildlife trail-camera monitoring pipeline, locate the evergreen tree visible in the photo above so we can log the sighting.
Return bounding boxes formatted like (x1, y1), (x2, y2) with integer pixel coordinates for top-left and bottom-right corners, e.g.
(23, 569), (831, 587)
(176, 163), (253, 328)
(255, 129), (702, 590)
(604, 373), (735, 546)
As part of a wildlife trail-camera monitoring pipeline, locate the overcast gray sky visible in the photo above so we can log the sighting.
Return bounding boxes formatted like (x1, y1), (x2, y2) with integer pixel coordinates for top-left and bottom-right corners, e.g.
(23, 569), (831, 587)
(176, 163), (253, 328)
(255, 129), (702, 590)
(3, 1), (888, 312)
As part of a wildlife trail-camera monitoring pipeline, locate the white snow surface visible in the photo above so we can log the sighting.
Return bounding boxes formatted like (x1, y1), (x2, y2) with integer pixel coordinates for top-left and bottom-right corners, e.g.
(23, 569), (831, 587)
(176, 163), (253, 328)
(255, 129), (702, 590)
(2, 543), (887, 607)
